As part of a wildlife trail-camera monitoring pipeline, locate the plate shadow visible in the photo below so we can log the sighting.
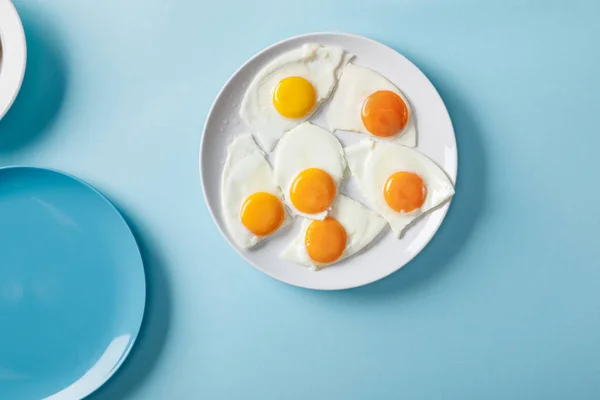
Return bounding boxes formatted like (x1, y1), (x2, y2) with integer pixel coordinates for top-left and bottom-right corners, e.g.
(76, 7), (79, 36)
(348, 67), (488, 297)
(88, 208), (173, 399)
(0, 7), (67, 153)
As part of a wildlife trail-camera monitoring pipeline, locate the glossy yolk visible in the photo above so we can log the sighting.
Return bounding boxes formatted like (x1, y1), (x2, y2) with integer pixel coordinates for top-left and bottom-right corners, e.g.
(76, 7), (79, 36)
(305, 217), (347, 264)
(361, 90), (409, 137)
(383, 172), (426, 213)
(240, 192), (285, 236)
(290, 168), (336, 214)
(272, 76), (316, 119)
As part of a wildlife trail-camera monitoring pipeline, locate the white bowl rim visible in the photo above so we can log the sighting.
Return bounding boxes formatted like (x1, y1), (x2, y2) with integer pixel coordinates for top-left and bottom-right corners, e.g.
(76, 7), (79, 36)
(0, 0), (27, 121)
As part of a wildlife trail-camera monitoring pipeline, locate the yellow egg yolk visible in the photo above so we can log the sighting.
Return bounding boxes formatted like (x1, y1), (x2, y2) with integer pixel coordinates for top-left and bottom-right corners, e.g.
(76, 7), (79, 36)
(304, 217), (347, 264)
(272, 76), (316, 119)
(361, 90), (409, 137)
(383, 172), (426, 213)
(290, 168), (336, 214)
(240, 192), (285, 236)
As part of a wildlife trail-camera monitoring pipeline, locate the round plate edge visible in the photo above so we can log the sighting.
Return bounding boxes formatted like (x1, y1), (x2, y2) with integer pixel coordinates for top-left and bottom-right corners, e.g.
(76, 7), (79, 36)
(0, 165), (147, 398)
(199, 32), (458, 291)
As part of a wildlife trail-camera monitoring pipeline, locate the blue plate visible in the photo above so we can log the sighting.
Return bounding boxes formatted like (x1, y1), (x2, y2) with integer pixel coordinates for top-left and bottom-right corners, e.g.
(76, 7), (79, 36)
(0, 167), (145, 400)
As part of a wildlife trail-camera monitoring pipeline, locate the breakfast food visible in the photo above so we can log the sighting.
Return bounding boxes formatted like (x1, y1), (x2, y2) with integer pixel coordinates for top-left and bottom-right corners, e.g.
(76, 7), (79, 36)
(327, 63), (416, 147)
(221, 133), (290, 249)
(240, 44), (353, 151)
(273, 122), (346, 220)
(345, 139), (454, 237)
(214, 38), (456, 278)
(281, 195), (386, 270)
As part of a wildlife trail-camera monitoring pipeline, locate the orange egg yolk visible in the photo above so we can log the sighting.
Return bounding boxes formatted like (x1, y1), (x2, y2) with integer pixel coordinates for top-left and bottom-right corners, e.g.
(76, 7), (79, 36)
(305, 217), (347, 264)
(383, 172), (426, 213)
(272, 76), (316, 119)
(361, 90), (409, 137)
(240, 192), (285, 236)
(289, 168), (336, 214)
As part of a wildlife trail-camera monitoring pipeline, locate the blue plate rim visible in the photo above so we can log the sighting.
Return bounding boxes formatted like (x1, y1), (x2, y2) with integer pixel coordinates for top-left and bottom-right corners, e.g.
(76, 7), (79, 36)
(0, 165), (147, 399)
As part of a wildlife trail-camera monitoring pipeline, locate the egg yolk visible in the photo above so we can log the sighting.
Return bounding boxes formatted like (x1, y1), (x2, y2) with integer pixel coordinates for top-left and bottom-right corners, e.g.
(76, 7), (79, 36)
(383, 172), (426, 213)
(305, 217), (347, 264)
(361, 90), (409, 137)
(240, 192), (285, 236)
(273, 76), (316, 119)
(290, 168), (336, 214)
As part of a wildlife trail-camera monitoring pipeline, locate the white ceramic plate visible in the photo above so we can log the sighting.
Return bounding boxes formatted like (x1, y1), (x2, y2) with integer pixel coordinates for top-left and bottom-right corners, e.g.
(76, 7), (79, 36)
(0, 0), (27, 121)
(200, 32), (457, 290)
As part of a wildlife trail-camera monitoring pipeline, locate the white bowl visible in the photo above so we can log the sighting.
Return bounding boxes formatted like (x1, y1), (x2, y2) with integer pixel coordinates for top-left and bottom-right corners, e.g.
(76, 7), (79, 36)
(0, 0), (26, 121)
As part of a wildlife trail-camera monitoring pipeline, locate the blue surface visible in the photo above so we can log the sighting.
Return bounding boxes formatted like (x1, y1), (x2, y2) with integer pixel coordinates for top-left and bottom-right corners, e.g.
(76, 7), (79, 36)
(0, 167), (145, 399)
(1, 0), (600, 399)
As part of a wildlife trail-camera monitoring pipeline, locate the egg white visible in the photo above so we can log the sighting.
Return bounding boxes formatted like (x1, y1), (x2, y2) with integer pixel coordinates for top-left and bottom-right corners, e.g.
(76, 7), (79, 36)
(273, 122), (346, 221)
(345, 139), (454, 237)
(281, 194), (387, 270)
(221, 133), (290, 249)
(327, 63), (417, 147)
(240, 44), (353, 151)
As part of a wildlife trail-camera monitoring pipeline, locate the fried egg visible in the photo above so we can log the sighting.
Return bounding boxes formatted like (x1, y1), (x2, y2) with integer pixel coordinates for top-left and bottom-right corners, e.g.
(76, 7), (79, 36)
(327, 63), (417, 147)
(345, 139), (454, 237)
(281, 194), (386, 270)
(240, 44), (353, 151)
(273, 122), (346, 220)
(221, 133), (290, 249)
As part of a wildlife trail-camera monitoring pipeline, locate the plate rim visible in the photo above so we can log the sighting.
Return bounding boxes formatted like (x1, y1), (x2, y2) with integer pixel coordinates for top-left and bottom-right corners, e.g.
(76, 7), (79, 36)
(0, 165), (147, 399)
(0, 0), (27, 121)
(199, 31), (458, 291)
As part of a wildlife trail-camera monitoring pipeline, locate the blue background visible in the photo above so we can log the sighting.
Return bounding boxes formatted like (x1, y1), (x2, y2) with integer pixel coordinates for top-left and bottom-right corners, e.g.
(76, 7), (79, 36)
(2, 0), (600, 398)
